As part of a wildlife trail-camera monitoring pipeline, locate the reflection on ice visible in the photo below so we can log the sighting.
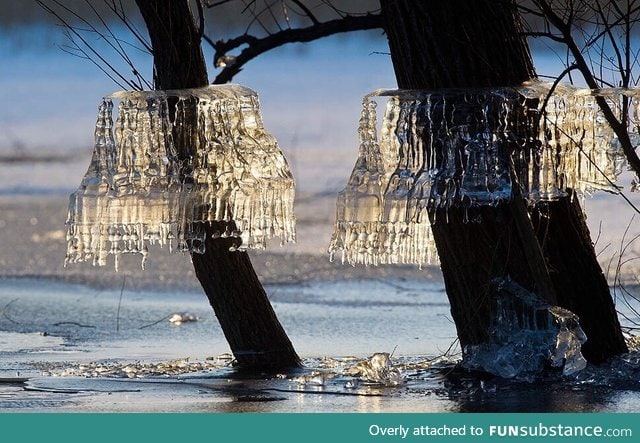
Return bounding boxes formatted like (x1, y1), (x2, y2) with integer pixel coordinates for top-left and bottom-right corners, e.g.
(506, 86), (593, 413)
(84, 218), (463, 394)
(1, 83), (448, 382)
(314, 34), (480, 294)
(330, 81), (636, 266)
(65, 85), (296, 270)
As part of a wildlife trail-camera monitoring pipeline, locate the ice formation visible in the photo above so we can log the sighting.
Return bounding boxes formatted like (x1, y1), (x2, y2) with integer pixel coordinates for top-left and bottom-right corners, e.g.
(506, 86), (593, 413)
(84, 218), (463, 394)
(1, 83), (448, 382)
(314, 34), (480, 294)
(347, 352), (404, 386)
(329, 81), (635, 266)
(463, 279), (587, 379)
(292, 371), (328, 386)
(66, 84), (296, 270)
(168, 313), (198, 324)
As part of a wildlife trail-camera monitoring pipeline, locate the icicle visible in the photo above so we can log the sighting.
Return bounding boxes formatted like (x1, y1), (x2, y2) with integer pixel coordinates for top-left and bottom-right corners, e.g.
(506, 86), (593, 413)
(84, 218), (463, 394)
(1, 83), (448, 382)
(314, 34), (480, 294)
(329, 82), (636, 268)
(328, 95), (385, 266)
(65, 84), (296, 270)
(519, 80), (627, 198)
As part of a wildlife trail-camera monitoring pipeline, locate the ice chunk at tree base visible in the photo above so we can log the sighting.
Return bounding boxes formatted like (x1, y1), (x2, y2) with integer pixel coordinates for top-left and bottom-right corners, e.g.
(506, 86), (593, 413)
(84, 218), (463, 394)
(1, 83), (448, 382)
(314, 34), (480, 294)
(329, 81), (634, 267)
(65, 84), (296, 270)
(463, 279), (588, 379)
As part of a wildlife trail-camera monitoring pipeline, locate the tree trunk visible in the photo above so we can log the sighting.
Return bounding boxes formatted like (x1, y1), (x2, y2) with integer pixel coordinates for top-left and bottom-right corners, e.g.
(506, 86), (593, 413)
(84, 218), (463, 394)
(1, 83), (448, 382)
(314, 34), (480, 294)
(381, 0), (627, 363)
(531, 194), (627, 362)
(135, 0), (300, 370)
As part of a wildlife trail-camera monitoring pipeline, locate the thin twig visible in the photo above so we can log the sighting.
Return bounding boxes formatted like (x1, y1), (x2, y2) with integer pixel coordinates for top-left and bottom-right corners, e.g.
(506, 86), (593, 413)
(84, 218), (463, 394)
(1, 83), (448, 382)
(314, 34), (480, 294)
(53, 321), (96, 328)
(37, 0), (140, 90)
(290, 0), (320, 25)
(139, 314), (173, 329)
(105, 0), (153, 53)
(206, 0), (235, 7)
(1, 298), (19, 325)
(534, 0), (640, 176)
(116, 276), (126, 333)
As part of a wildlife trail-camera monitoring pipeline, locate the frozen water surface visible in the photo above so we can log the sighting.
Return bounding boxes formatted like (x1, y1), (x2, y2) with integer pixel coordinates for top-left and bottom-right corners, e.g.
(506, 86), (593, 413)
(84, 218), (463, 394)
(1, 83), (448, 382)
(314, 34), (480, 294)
(0, 277), (639, 412)
(0, 278), (454, 366)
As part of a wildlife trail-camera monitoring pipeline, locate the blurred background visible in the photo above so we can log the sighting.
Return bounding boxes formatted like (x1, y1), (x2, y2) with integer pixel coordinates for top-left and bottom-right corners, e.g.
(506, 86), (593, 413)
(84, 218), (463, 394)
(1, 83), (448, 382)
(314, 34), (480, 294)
(0, 1), (396, 196)
(1, 0), (639, 282)
(0, 0), (572, 195)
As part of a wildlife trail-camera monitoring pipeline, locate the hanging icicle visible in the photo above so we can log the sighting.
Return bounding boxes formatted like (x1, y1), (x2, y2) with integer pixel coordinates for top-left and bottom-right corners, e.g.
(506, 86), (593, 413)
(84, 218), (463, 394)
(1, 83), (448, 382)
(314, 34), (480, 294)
(330, 81), (636, 267)
(66, 84), (296, 270)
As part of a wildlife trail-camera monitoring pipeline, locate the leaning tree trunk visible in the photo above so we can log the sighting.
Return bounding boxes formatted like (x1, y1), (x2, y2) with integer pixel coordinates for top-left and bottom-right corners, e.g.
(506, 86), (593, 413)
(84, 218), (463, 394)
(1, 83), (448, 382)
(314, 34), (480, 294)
(135, 0), (300, 370)
(381, 0), (627, 363)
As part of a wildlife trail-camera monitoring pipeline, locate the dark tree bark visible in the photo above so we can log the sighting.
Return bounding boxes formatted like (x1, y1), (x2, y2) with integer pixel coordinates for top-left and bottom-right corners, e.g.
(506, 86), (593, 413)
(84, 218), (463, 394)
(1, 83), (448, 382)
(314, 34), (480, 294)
(135, 0), (300, 370)
(381, 0), (627, 363)
(531, 194), (627, 362)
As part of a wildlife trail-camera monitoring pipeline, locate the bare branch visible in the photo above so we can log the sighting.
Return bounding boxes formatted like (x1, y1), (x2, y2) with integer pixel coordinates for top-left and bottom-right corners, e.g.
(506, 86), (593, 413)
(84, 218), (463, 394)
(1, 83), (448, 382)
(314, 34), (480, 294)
(84, 0), (152, 89)
(533, 0), (640, 176)
(592, 0), (625, 84)
(105, 0), (153, 53)
(583, 4), (640, 49)
(242, 1), (275, 35)
(539, 62), (579, 114)
(521, 31), (565, 43)
(206, 0), (236, 8)
(290, 0), (320, 25)
(517, 3), (546, 18)
(37, 0), (152, 90)
(38, 0), (141, 89)
(61, 29), (130, 89)
(208, 12), (383, 84)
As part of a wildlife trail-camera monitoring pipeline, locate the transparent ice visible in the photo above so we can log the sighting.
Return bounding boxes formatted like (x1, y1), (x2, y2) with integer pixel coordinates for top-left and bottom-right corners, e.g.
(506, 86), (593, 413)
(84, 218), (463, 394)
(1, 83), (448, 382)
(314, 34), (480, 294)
(349, 352), (403, 386)
(329, 81), (637, 267)
(66, 84), (296, 270)
(292, 371), (327, 386)
(463, 279), (587, 379)
(168, 313), (199, 325)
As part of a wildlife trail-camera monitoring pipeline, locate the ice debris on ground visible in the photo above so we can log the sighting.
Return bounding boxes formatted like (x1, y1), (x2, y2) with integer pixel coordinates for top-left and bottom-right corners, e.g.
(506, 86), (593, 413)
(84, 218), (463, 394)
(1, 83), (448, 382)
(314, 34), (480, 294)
(291, 353), (405, 388)
(627, 334), (640, 352)
(38, 357), (227, 378)
(29, 349), (640, 398)
(344, 352), (404, 386)
(462, 279), (587, 379)
(329, 81), (635, 267)
(168, 312), (199, 324)
(292, 371), (328, 387)
(65, 84), (296, 270)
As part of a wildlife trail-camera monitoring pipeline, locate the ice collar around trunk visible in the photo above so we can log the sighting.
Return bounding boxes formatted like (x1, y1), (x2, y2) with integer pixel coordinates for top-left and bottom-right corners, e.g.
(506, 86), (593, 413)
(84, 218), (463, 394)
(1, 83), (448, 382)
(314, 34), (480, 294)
(329, 81), (635, 267)
(65, 84), (296, 270)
